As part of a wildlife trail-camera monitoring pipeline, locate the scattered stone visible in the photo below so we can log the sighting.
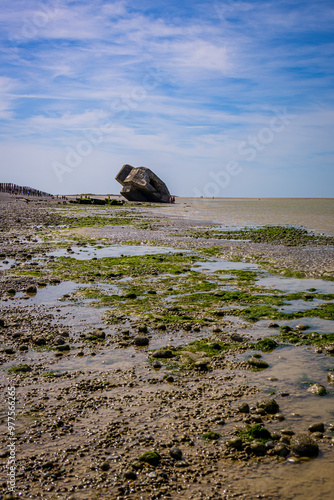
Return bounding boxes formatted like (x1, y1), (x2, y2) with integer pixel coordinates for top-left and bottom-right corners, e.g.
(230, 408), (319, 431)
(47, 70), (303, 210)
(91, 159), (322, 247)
(54, 337), (66, 345)
(152, 350), (174, 359)
(194, 360), (209, 371)
(0, 318), (5, 327)
(257, 398), (279, 414)
(165, 375), (174, 383)
(307, 383), (326, 396)
(273, 443), (289, 457)
(92, 329), (106, 339)
(33, 336), (46, 346)
(290, 434), (319, 457)
(100, 461), (110, 471)
(138, 325), (148, 333)
(327, 372), (334, 385)
(308, 422), (325, 433)
(238, 402), (250, 414)
(202, 432), (221, 441)
(139, 451), (161, 466)
(248, 357), (269, 369)
(4, 348), (15, 355)
(231, 333), (244, 342)
(26, 285), (37, 294)
(170, 447), (183, 460)
(280, 429), (295, 436)
(295, 324), (309, 331)
(134, 336), (149, 346)
(57, 344), (70, 352)
(250, 441), (266, 456)
(268, 323), (279, 328)
(153, 361), (162, 369)
(124, 470), (137, 480)
(227, 437), (242, 449)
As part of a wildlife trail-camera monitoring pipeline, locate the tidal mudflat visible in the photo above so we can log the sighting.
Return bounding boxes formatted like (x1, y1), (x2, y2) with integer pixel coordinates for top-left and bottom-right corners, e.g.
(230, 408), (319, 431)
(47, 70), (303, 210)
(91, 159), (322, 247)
(0, 195), (333, 500)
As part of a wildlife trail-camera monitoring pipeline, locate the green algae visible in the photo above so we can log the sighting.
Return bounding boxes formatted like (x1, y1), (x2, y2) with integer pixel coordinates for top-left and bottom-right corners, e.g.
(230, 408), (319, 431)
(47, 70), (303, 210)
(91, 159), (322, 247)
(8, 364), (32, 374)
(254, 338), (278, 352)
(238, 424), (271, 443)
(202, 432), (221, 441)
(275, 330), (334, 348)
(191, 225), (334, 247)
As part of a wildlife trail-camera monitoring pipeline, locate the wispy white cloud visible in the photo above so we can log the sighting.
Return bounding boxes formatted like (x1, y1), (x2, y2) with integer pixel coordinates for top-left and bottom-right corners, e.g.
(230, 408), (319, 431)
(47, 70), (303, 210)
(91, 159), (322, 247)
(0, 0), (333, 196)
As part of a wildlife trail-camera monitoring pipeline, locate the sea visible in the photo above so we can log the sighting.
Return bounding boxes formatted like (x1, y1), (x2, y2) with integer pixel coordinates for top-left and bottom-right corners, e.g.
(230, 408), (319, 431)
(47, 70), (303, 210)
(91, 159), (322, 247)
(158, 197), (334, 235)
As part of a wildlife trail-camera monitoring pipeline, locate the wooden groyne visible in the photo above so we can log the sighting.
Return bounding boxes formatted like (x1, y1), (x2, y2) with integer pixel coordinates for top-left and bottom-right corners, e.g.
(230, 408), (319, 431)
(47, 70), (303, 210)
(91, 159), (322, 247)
(0, 183), (52, 197)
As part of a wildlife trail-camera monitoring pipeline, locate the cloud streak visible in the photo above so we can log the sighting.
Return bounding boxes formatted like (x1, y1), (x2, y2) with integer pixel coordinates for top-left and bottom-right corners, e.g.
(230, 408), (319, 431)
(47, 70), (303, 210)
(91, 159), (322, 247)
(0, 0), (333, 196)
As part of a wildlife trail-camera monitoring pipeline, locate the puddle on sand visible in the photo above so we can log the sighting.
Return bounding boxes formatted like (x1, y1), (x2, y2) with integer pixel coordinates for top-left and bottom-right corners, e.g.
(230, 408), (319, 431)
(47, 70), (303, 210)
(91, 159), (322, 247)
(250, 317), (334, 339)
(257, 275), (334, 294)
(241, 345), (333, 416)
(278, 298), (334, 313)
(0, 258), (15, 270)
(0, 281), (86, 307)
(47, 244), (186, 260)
(192, 260), (258, 273)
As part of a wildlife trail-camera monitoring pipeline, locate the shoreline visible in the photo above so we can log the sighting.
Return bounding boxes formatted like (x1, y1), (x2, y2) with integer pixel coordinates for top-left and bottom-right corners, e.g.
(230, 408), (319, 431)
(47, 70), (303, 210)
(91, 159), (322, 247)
(0, 197), (333, 499)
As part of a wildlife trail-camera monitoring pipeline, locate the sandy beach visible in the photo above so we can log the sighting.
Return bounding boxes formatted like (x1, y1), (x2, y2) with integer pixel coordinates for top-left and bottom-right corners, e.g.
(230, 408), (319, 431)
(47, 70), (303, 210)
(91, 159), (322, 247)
(0, 195), (333, 500)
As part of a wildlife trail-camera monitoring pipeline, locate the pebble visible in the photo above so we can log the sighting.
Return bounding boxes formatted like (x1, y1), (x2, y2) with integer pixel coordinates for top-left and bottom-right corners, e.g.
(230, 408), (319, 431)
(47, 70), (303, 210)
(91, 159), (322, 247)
(152, 350), (174, 359)
(238, 402), (250, 414)
(290, 434), (319, 457)
(256, 398), (279, 414)
(295, 324), (309, 331)
(250, 441), (266, 456)
(308, 422), (325, 433)
(134, 336), (149, 346)
(124, 470), (137, 480)
(227, 437), (243, 450)
(170, 447), (183, 460)
(248, 357), (269, 369)
(307, 383), (326, 396)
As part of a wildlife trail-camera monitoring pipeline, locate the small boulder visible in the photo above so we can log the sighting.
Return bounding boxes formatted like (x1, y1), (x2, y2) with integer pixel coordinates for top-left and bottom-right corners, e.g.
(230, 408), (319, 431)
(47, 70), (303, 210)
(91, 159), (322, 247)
(133, 336), (149, 346)
(295, 324), (309, 331)
(231, 333), (244, 342)
(152, 350), (174, 359)
(238, 402), (250, 414)
(194, 360), (209, 371)
(248, 357), (269, 369)
(273, 443), (289, 457)
(170, 447), (183, 460)
(307, 383), (326, 396)
(26, 285), (37, 294)
(327, 372), (334, 385)
(139, 451), (161, 466)
(290, 434), (319, 457)
(227, 437), (243, 450)
(257, 398), (279, 414)
(124, 470), (137, 480)
(250, 441), (266, 456)
(308, 423), (325, 433)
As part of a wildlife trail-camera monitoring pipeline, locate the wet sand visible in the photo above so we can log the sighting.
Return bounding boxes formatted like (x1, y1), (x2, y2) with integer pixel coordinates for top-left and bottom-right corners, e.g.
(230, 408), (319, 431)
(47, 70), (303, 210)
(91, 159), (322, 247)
(0, 195), (333, 500)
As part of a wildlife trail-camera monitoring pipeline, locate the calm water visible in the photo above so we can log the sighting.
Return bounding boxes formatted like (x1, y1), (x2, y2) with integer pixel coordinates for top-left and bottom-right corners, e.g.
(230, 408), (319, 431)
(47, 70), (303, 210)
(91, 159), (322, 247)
(158, 198), (334, 235)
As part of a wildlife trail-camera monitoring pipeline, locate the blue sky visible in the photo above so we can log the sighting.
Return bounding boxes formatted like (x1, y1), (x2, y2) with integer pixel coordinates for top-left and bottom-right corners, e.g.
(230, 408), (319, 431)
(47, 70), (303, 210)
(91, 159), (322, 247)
(0, 0), (333, 196)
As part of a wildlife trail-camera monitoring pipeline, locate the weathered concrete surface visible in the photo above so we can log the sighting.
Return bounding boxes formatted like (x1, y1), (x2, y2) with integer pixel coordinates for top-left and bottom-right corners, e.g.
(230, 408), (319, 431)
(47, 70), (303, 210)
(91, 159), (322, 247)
(115, 164), (171, 202)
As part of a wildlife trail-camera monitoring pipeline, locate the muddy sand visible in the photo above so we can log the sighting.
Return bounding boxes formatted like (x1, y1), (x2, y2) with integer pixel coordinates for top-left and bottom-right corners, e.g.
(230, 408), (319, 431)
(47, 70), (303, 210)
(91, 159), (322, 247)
(0, 195), (333, 500)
